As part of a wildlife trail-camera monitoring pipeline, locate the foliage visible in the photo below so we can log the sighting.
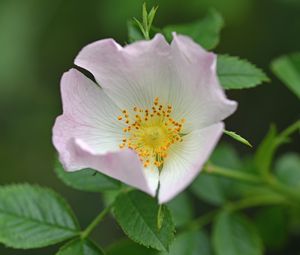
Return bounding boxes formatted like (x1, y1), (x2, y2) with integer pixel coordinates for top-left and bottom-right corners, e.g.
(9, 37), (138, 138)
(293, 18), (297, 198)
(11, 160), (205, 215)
(113, 191), (175, 251)
(56, 239), (104, 255)
(0, 5), (299, 255)
(217, 55), (270, 89)
(213, 211), (263, 255)
(55, 160), (121, 192)
(163, 9), (224, 50)
(223, 130), (252, 147)
(271, 52), (300, 99)
(0, 184), (79, 249)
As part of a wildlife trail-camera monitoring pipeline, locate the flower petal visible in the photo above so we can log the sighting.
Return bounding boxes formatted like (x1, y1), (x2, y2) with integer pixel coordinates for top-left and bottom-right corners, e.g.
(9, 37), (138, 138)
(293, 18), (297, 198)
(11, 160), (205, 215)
(53, 68), (123, 158)
(74, 34), (172, 111)
(75, 34), (236, 132)
(170, 34), (237, 131)
(53, 69), (159, 195)
(66, 138), (159, 196)
(158, 123), (224, 203)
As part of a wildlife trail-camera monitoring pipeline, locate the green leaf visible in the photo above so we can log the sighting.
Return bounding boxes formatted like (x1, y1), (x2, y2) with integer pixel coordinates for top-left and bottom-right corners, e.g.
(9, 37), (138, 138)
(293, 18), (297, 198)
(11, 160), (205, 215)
(191, 143), (243, 205)
(56, 239), (104, 255)
(127, 20), (144, 42)
(275, 153), (300, 190)
(271, 52), (300, 99)
(224, 130), (252, 147)
(113, 191), (175, 251)
(106, 239), (156, 255)
(254, 125), (279, 175)
(131, 3), (158, 41)
(142, 3), (148, 32)
(0, 184), (80, 249)
(159, 230), (212, 255)
(148, 6), (158, 29)
(254, 207), (288, 250)
(217, 55), (269, 89)
(213, 211), (263, 255)
(167, 192), (194, 227)
(55, 160), (121, 192)
(254, 121), (299, 176)
(163, 9), (224, 50)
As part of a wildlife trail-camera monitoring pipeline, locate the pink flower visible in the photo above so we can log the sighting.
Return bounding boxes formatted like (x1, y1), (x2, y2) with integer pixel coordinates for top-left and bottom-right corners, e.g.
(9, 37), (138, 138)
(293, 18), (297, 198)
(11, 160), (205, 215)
(52, 34), (237, 203)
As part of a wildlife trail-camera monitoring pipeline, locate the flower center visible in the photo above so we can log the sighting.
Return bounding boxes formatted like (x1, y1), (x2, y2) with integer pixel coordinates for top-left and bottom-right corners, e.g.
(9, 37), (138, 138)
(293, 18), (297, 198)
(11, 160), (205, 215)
(117, 97), (185, 168)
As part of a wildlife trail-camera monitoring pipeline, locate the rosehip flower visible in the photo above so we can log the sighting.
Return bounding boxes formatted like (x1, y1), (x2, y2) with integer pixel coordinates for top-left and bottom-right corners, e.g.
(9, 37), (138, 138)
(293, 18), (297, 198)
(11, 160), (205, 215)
(53, 34), (237, 203)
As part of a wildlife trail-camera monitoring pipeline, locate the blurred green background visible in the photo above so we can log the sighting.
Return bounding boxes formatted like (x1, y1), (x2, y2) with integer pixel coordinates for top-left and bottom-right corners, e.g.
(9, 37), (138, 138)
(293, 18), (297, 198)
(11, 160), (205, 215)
(0, 0), (299, 254)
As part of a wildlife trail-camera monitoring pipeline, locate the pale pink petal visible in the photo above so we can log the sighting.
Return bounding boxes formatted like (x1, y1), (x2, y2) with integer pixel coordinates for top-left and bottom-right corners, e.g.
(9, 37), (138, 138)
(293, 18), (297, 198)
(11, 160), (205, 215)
(53, 69), (159, 195)
(53, 68), (123, 157)
(66, 139), (159, 196)
(170, 34), (237, 132)
(158, 123), (224, 203)
(74, 34), (171, 111)
(75, 34), (236, 133)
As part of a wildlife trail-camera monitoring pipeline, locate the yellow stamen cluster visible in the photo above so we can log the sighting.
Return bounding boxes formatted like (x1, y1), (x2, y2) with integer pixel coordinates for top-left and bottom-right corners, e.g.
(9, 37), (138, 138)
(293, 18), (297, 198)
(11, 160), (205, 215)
(117, 97), (185, 168)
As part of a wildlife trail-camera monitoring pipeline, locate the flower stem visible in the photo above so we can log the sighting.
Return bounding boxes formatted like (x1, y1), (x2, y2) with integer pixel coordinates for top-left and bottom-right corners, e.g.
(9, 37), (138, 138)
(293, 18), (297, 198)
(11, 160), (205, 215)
(280, 119), (300, 138)
(226, 194), (289, 211)
(81, 203), (114, 240)
(203, 163), (262, 184)
(204, 163), (300, 204)
(266, 177), (300, 204)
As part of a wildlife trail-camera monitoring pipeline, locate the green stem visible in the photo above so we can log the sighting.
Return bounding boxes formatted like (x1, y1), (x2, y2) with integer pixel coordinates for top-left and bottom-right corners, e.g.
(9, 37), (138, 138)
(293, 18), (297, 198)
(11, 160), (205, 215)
(203, 164), (262, 184)
(144, 31), (150, 40)
(204, 163), (300, 204)
(266, 177), (300, 205)
(280, 119), (300, 138)
(226, 194), (288, 211)
(81, 203), (114, 239)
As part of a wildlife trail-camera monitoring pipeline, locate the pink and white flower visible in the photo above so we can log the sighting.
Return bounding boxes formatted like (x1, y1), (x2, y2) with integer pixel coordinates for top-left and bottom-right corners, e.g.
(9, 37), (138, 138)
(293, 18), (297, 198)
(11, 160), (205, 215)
(52, 34), (237, 203)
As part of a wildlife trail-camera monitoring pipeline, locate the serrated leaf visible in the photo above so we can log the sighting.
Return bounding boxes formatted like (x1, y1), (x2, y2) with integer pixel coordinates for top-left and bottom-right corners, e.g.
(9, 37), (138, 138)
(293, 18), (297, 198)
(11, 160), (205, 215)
(191, 143), (243, 205)
(159, 230), (212, 255)
(271, 52), (300, 99)
(106, 239), (156, 255)
(212, 211), (263, 255)
(55, 160), (121, 192)
(217, 55), (269, 89)
(56, 239), (104, 255)
(167, 192), (194, 227)
(224, 130), (252, 147)
(0, 184), (80, 249)
(163, 9), (224, 50)
(113, 191), (175, 251)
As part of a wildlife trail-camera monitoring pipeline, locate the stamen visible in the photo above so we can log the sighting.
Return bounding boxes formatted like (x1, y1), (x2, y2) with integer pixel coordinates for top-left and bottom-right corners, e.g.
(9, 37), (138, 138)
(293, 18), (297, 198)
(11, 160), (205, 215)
(117, 97), (185, 169)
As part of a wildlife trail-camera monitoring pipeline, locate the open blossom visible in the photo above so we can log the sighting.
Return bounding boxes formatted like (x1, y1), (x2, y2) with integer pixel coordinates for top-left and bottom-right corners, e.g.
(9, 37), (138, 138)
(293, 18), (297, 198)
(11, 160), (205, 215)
(52, 33), (237, 203)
